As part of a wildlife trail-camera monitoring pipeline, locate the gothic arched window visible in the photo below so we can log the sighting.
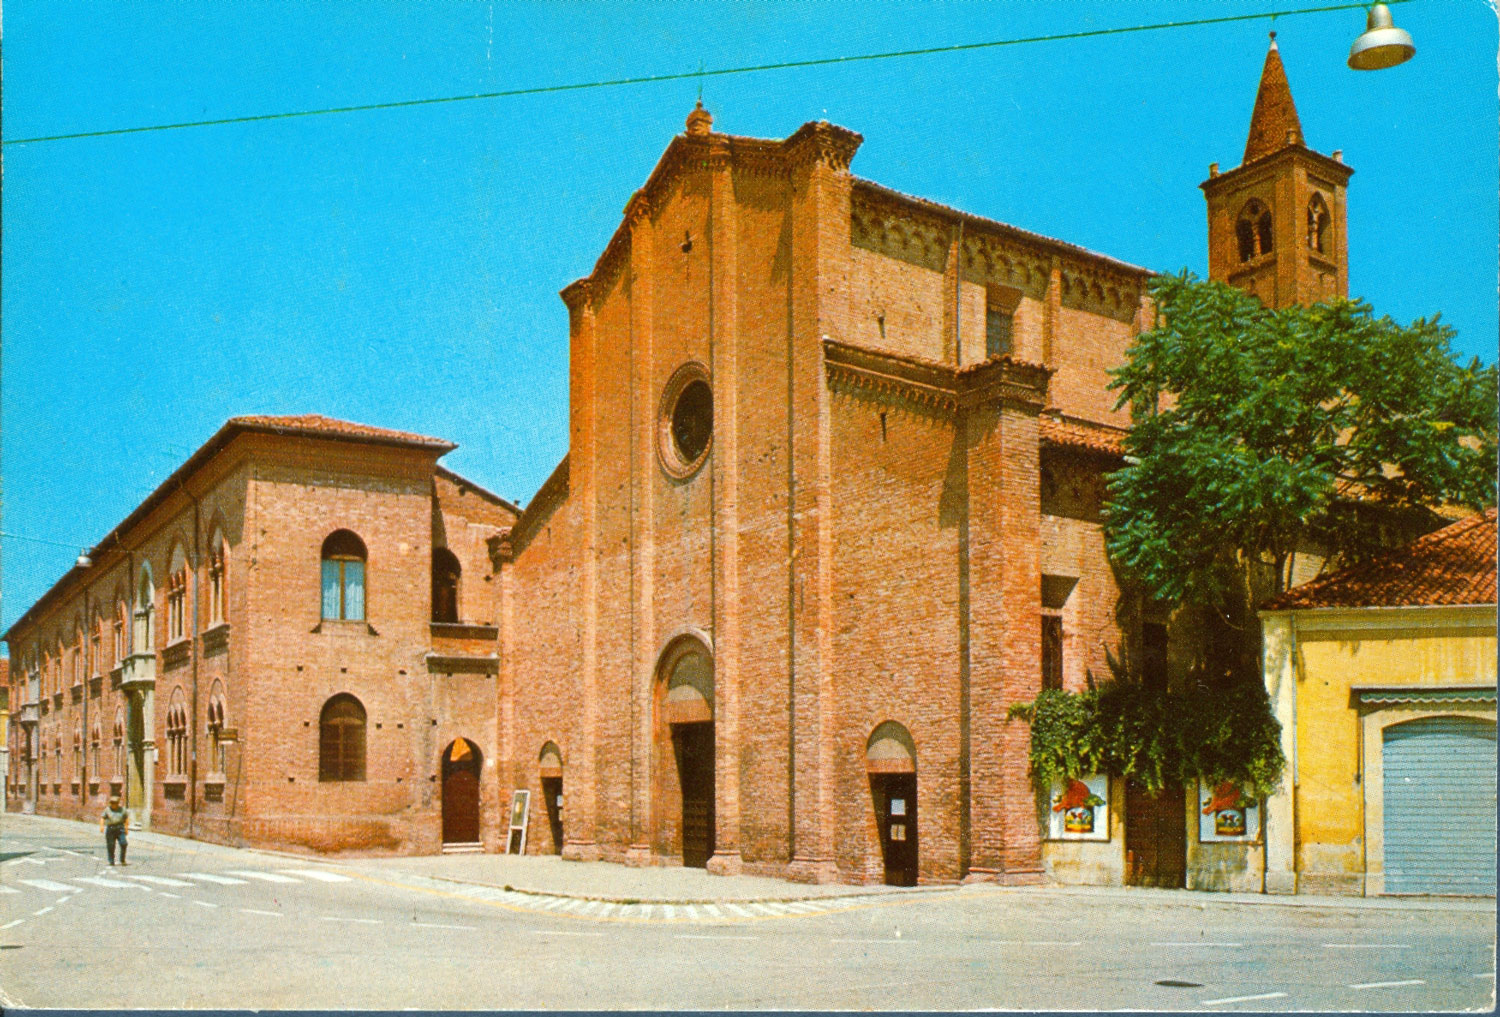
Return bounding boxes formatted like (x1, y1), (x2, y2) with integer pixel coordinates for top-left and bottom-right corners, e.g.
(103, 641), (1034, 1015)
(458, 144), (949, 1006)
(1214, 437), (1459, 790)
(1306, 194), (1330, 253)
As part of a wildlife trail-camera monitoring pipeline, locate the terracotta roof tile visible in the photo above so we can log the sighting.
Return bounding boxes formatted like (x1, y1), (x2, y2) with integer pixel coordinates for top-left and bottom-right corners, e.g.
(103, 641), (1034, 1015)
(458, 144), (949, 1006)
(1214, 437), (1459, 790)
(1038, 413), (1127, 458)
(1243, 38), (1305, 165)
(228, 414), (454, 450)
(1267, 509), (1497, 610)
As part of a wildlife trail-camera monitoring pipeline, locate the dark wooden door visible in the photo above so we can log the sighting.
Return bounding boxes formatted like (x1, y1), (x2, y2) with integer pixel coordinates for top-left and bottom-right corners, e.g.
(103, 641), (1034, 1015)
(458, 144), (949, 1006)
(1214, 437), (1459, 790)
(674, 722), (715, 868)
(875, 773), (919, 886)
(541, 776), (564, 855)
(1125, 779), (1185, 887)
(442, 753), (481, 844)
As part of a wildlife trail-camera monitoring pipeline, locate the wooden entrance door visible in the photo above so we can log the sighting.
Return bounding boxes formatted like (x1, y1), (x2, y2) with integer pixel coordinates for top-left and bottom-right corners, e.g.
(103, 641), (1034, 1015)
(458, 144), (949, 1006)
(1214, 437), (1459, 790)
(673, 722), (715, 868)
(1125, 779), (1185, 887)
(441, 740), (481, 844)
(874, 773), (919, 886)
(541, 776), (564, 855)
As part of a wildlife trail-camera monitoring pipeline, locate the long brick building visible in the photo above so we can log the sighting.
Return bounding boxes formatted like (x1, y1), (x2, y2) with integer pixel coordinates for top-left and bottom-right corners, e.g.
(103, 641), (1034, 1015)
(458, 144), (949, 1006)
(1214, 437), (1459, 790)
(9, 40), (1365, 887)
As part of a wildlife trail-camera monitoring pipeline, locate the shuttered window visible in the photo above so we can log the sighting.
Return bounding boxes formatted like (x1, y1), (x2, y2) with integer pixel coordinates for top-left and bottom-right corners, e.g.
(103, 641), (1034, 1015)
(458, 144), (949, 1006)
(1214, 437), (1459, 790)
(319, 695), (366, 782)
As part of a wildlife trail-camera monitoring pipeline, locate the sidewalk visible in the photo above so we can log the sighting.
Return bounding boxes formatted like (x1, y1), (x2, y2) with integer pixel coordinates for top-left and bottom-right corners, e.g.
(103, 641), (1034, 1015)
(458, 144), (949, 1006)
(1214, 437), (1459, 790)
(7, 810), (1494, 912)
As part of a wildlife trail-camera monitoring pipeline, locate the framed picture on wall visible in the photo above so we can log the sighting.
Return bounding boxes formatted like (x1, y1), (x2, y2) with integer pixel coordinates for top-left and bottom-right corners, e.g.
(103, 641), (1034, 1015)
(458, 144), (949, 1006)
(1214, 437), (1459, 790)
(1047, 774), (1109, 841)
(1198, 779), (1260, 843)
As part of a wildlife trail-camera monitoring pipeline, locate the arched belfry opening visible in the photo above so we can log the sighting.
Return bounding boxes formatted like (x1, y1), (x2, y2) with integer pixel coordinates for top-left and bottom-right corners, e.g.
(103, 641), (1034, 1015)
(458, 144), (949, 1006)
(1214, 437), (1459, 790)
(440, 738), (483, 848)
(866, 721), (918, 886)
(655, 636), (715, 868)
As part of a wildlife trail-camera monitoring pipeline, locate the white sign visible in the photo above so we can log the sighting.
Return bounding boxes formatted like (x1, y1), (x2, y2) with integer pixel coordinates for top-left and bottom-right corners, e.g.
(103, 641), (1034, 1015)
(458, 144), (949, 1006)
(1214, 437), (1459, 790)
(1198, 780), (1260, 843)
(1047, 774), (1109, 841)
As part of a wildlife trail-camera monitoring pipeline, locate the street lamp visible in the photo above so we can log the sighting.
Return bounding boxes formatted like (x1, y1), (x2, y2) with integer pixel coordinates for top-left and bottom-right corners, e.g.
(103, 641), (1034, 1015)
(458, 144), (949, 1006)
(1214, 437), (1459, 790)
(1348, 3), (1415, 70)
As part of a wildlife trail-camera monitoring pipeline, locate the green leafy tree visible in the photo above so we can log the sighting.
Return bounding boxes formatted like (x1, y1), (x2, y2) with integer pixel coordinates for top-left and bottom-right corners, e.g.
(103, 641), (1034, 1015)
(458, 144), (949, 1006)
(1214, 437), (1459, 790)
(1106, 272), (1496, 682)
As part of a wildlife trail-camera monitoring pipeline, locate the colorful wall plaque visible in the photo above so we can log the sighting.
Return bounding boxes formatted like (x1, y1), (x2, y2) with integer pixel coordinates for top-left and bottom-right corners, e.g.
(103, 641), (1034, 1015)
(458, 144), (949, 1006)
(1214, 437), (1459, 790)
(1047, 774), (1109, 841)
(1198, 779), (1260, 843)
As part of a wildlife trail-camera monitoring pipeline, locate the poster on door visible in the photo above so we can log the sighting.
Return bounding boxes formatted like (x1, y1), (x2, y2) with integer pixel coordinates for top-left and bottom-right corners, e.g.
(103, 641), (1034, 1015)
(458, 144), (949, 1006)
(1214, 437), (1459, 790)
(1047, 774), (1109, 841)
(1198, 779), (1259, 842)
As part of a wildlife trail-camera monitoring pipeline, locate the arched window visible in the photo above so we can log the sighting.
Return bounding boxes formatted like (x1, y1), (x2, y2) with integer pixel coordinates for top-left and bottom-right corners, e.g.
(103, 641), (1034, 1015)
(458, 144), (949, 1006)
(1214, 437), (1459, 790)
(321, 531), (367, 622)
(1306, 193), (1330, 253)
(431, 547), (461, 624)
(91, 613), (104, 677)
(90, 721), (102, 784)
(207, 529), (228, 626)
(112, 710), (126, 781)
(167, 544), (189, 642)
(113, 595), (127, 667)
(319, 694), (366, 782)
(73, 725), (82, 782)
(207, 683), (228, 775)
(1236, 199), (1274, 262)
(166, 692), (188, 776)
(135, 564), (156, 652)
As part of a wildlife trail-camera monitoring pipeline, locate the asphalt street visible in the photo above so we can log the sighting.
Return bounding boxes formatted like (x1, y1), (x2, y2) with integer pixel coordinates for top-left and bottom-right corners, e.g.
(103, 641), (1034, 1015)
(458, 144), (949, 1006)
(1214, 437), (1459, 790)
(0, 813), (1493, 1010)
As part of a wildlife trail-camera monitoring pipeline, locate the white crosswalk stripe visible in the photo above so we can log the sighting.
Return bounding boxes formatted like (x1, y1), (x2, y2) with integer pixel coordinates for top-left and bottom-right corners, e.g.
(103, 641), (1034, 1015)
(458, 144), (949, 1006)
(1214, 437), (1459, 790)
(275, 869), (351, 882)
(181, 872), (250, 885)
(225, 870), (302, 884)
(17, 879), (75, 893)
(72, 876), (149, 890)
(722, 902), (753, 918)
(121, 874), (196, 887)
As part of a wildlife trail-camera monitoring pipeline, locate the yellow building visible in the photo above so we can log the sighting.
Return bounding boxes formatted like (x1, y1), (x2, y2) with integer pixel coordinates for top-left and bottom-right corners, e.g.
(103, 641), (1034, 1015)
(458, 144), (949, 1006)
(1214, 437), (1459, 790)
(1261, 509), (1497, 896)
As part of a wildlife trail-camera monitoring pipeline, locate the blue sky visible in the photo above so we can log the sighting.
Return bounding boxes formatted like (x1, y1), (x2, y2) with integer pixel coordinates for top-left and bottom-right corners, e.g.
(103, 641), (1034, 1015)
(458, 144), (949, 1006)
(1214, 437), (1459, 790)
(3, 0), (1496, 634)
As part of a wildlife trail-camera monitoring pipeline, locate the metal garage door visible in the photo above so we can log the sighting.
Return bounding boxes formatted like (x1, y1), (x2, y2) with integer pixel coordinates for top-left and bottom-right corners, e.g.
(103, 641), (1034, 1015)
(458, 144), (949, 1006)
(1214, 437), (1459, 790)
(1383, 716), (1496, 895)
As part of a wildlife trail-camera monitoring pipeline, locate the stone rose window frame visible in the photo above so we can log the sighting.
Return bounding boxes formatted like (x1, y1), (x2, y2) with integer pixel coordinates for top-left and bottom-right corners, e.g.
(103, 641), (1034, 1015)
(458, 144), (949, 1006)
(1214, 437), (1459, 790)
(657, 361), (713, 481)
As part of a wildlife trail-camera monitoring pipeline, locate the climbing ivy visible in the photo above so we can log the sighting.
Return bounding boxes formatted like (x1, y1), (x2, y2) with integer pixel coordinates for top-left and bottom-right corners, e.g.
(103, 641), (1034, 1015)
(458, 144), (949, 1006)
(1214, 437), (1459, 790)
(1009, 674), (1285, 799)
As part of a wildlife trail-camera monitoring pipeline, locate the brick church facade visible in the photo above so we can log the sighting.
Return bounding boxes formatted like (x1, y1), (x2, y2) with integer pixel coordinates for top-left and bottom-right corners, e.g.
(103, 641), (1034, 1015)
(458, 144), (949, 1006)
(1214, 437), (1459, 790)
(9, 40), (1353, 886)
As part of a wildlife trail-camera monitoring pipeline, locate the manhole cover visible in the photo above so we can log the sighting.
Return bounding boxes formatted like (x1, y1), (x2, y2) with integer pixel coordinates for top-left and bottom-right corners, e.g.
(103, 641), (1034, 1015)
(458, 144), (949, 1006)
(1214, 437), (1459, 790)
(1155, 979), (1201, 988)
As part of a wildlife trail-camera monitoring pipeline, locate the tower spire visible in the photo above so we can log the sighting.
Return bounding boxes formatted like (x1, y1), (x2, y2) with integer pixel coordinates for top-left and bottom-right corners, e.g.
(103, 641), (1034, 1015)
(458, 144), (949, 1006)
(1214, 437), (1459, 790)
(1242, 32), (1304, 165)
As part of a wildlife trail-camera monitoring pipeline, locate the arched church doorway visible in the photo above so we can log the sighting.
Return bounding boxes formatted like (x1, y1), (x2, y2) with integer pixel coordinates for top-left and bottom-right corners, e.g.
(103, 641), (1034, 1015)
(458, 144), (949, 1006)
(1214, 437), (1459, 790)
(867, 722), (918, 886)
(658, 637), (715, 868)
(539, 741), (565, 855)
(441, 738), (483, 846)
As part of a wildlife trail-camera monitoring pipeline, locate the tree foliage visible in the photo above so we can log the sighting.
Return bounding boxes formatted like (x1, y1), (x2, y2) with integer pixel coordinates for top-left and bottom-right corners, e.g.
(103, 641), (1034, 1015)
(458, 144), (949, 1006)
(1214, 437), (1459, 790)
(1106, 273), (1496, 611)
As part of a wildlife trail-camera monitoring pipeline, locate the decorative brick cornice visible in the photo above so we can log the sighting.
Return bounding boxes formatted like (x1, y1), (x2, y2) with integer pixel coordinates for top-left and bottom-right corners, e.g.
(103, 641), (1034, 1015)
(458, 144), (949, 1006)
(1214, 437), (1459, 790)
(507, 454), (570, 557)
(783, 120), (863, 172)
(822, 340), (1050, 417)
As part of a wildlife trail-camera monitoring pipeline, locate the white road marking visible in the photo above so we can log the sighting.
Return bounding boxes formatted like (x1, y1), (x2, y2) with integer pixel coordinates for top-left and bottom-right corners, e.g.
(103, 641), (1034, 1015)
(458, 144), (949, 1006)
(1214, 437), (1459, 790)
(56, 850), (85, 858)
(1323, 943), (1410, 949)
(1, 919), (24, 929)
(529, 930), (603, 937)
(699, 904), (724, 918)
(32, 908), (52, 916)
(746, 903), (776, 917)
(1201, 991), (1287, 1006)
(833, 938), (908, 944)
(181, 872), (249, 885)
(986, 939), (1083, 947)
(1475, 973), (1496, 979)
(1349, 979), (1425, 990)
(72, 876), (148, 890)
(225, 870), (301, 884)
(320, 916), (381, 924)
(239, 909), (284, 917)
(1151, 941), (1242, 948)
(158, 892), (181, 899)
(663, 904), (677, 920)
(780, 901), (820, 913)
(191, 900), (219, 908)
(0, 886), (18, 894)
(9, 858), (47, 867)
(676, 934), (759, 941)
(17, 879), (74, 893)
(275, 869), (351, 882)
(680, 904), (699, 920)
(722, 902), (754, 918)
(413, 922), (476, 931)
(121, 874), (195, 888)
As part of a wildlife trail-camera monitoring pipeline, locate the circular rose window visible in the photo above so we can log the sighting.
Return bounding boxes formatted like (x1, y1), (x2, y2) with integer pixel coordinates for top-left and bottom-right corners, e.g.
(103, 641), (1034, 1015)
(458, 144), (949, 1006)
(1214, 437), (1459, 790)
(658, 362), (713, 479)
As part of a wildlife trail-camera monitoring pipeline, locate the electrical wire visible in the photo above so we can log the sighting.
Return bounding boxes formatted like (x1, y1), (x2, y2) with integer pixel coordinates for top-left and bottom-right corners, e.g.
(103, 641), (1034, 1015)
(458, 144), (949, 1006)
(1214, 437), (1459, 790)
(2, 1), (1408, 147)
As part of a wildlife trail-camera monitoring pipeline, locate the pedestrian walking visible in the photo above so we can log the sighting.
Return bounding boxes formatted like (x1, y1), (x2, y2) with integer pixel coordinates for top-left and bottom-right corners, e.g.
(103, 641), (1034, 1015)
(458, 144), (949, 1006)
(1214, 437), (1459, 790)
(100, 795), (130, 866)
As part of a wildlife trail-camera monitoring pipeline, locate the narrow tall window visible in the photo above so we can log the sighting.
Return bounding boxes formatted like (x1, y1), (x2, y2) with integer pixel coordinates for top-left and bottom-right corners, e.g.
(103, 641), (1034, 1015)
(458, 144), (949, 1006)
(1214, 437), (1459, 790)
(166, 701), (188, 776)
(113, 600), (126, 666)
(1306, 194), (1330, 253)
(1143, 622), (1169, 692)
(207, 531), (227, 626)
(135, 566), (156, 652)
(207, 694), (227, 774)
(431, 547), (461, 624)
(319, 694), (366, 782)
(73, 727), (82, 783)
(985, 284), (1020, 359)
(1236, 199), (1273, 261)
(1041, 615), (1064, 691)
(167, 546), (189, 642)
(113, 712), (126, 781)
(91, 617), (103, 677)
(90, 723), (102, 783)
(321, 531), (367, 621)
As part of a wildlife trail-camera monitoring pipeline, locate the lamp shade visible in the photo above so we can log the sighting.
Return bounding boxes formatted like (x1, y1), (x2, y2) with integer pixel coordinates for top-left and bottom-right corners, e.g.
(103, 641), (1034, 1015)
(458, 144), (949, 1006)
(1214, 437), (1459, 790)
(1348, 3), (1415, 70)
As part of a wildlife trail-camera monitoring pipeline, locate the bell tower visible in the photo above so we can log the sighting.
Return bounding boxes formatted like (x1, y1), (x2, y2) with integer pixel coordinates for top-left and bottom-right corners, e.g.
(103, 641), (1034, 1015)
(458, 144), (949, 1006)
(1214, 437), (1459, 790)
(1201, 34), (1354, 308)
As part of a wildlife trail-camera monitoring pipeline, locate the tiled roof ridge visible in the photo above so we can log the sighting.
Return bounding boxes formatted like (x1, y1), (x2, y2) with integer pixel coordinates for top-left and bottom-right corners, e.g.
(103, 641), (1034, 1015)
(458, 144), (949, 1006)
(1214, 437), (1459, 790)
(1266, 508), (1498, 611)
(229, 413), (453, 449)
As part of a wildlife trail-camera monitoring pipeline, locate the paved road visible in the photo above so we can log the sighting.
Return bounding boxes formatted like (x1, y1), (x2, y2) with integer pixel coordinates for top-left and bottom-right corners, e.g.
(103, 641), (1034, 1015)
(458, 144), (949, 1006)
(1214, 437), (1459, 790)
(1, 814), (1493, 1010)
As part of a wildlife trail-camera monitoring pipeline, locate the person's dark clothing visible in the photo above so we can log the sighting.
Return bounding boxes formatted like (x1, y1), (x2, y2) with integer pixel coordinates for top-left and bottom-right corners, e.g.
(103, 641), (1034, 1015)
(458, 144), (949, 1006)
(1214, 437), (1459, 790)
(101, 805), (129, 865)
